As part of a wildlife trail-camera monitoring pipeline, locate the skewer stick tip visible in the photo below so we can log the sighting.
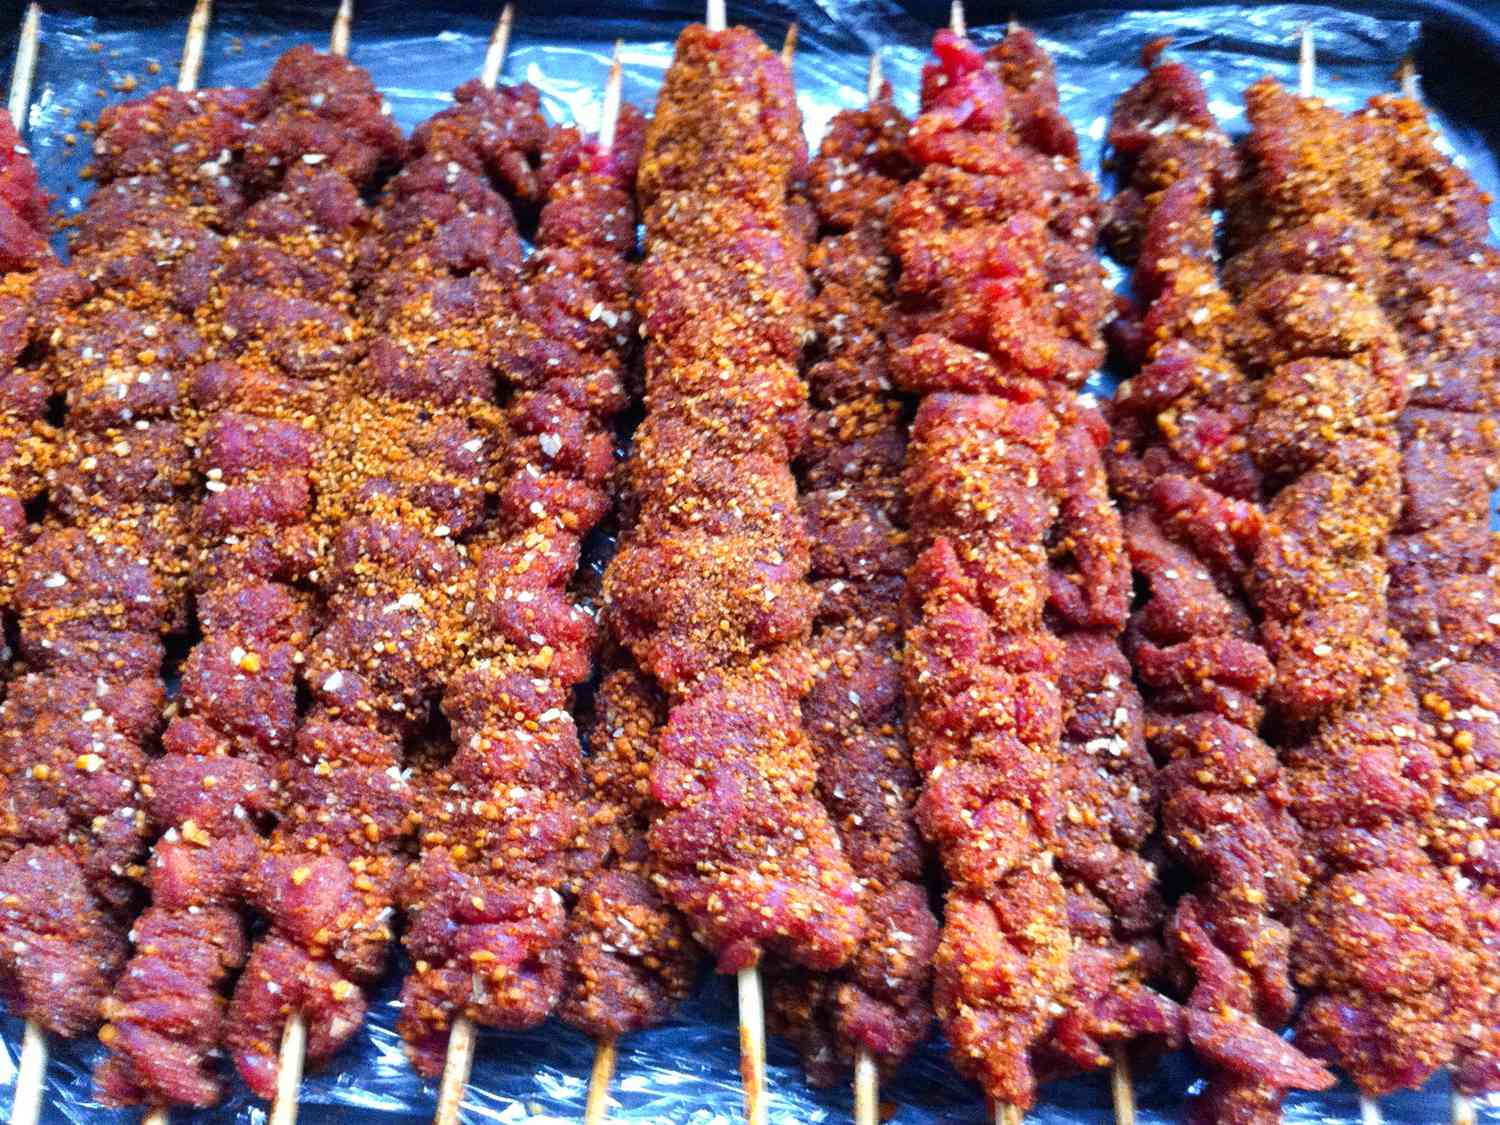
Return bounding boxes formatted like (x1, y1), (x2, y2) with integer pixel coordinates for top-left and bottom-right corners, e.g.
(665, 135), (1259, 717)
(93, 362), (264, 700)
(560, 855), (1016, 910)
(1398, 57), (1420, 101)
(480, 2), (514, 90)
(950, 0), (966, 38)
(1298, 24), (1315, 98)
(7, 2), (41, 127)
(705, 0), (726, 33)
(434, 1017), (477, 1125)
(853, 1048), (879, 1125)
(9, 1020), (46, 1125)
(583, 1037), (618, 1125)
(597, 40), (624, 154)
(866, 49), (882, 104)
(1358, 1094), (1384, 1125)
(737, 966), (767, 1125)
(1451, 1087), (1476, 1125)
(780, 21), (797, 68)
(143, 1111), (170, 1125)
(1109, 1050), (1137, 1125)
(267, 1013), (306, 1125)
(176, 0), (211, 93)
(329, 0), (353, 57)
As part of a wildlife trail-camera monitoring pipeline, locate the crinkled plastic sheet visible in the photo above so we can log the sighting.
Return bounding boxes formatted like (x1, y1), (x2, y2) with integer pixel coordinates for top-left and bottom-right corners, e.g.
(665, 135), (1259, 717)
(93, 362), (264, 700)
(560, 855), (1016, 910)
(2, 1), (1497, 1122)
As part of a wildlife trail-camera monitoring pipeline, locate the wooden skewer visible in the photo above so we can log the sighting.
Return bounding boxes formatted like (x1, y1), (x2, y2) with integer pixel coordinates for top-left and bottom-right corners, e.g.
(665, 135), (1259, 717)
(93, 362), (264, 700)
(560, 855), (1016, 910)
(780, 21), (797, 68)
(268, 1014), (306, 1125)
(264, 13), (356, 1123)
(737, 965), (767, 1125)
(329, 0), (352, 58)
(10, 1020), (47, 1125)
(1398, 57), (1420, 100)
(582, 1037), (617, 1125)
(429, 10), (539, 1121)
(479, 1), (513, 91)
(1109, 1047), (1136, 1125)
(853, 1048), (879, 1125)
(433, 1019), (476, 1125)
(1452, 1086), (1477, 1125)
(950, 0), (966, 39)
(705, 0), (725, 33)
(176, 0), (210, 92)
(1298, 24), (1315, 99)
(846, 47), (888, 1125)
(6, 1), (38, 125)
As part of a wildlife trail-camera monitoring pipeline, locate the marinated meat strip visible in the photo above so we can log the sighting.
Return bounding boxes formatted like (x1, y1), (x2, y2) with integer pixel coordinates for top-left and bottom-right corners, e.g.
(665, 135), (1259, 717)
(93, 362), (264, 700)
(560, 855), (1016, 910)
(1221, 77), (1485, 1100)
(393, 90), (658, 1075)
(889, 28), (1154, 1108)
(538, 115), (701, 1049)
(0, 84), (261, 1053)
(764, 85), (939, 1085)
(1103, 49), (1334, 1123)
(1238, 86), (1500, 1099)
(95, 50), (403, 1108)
(224, 78), (558, 1096)
(602, 24), (865, 981)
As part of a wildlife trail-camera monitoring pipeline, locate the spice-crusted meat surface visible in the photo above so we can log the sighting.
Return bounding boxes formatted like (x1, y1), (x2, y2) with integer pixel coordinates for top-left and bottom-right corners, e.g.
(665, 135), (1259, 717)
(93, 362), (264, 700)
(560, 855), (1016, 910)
(0, 106), (56, 618)
(1222, 77), (1485, 1099)
(0, 85), (263, 1049)
(602, 24), (866, 978)
(765, 87), (939, 1085)
(94, 50), (402, 1109)
(1103, 52), (1333, 1125)
(1249, 86), (1500, 1097)
(395, 92), (660, 1076)
(889, 28), (1166, 1108)
(226, 76), (560, 1097)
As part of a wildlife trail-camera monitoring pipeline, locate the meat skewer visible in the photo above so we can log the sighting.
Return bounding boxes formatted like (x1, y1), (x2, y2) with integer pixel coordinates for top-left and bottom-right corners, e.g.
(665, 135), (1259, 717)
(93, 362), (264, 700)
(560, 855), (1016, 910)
(1215, 27), (1487, 1121)
(4, 0), (287, 1119)
(86, 8), (403, 1120)
(602, 4), (870, 1123)
(762, 45), (940, 1125)
(557, 48), (702, 1125)
(2, 14), (61, 1123)
(1102, 38), (1336, 1125)
(377, 17), (653, 1125)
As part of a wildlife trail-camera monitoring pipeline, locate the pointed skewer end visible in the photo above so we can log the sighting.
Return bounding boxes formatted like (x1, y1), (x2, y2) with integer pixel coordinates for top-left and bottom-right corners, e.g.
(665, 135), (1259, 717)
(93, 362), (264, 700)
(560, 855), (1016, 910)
(583, 1037), (618, 1125)
(176, 0), (211, 92)
(705, 0), (726, 33)
(737, 966), (768, 1125)
(480, 2), (514, 90)
(950, 0), (966, 38)
(1298, 24), (1316, 98)
(1359, 1094), (1384, 1125)
(7, 2), (41, 127)
(329, 0), (353, 58)
(853, 1048), (880, 1125)
(434, 1017), (477, 1125)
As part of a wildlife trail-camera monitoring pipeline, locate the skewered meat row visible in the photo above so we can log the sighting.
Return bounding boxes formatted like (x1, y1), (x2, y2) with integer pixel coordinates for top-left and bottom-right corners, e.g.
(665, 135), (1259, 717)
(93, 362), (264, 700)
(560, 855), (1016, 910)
(95, 48), (403, 1108)
(543, 117), (701, 1046)
(891, 27), (1116, 1108)
(981, 29), (1184, 1083)
(0, 78), (261, 1053)
(765, 83), (940, 1084)
(1240, 86), (1500, 1099)
(228, 75), (563, 1094)
(602, 24), (866, 977)
(396, 87), (652, 1075)
(1103, 49), (1335, 1123)
(1220, 78), (1485, 1100)
(1353, 92), (1500, 1100)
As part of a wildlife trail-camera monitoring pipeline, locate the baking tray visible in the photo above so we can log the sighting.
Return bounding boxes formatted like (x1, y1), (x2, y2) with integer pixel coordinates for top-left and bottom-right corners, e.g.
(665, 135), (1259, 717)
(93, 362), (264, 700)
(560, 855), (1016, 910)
(0, 1), (1497, 1122)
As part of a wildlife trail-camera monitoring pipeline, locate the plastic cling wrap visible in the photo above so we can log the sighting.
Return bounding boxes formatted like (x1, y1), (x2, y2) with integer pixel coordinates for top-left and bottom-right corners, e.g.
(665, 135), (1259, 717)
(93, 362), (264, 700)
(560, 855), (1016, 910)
(1, 1), (1497, 1122)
